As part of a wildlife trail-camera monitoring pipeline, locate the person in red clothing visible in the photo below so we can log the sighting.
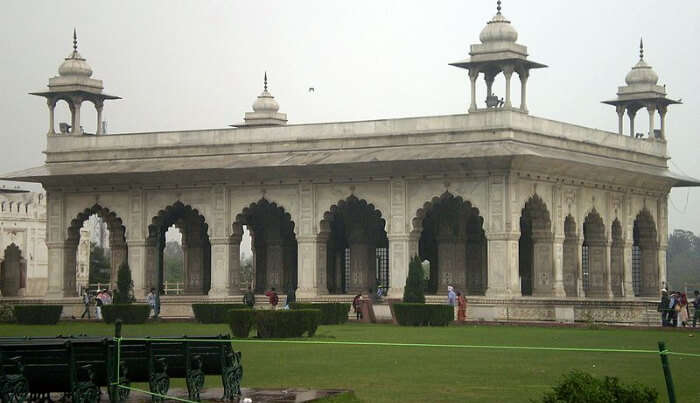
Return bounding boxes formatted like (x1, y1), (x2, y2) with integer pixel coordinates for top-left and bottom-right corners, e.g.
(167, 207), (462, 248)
(457, 292), (467, 322)
(265, 287), (279, 310)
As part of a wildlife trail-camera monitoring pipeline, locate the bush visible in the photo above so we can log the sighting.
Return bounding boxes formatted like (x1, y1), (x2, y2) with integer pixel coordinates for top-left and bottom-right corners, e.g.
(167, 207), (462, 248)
(254, 310), (321, 338)
(102, 304), (150, 324)
(193, 304), (249, 323)
(393, 303), (453, 326)
(289, 303), (350, 324)
(113, 262), (135, 304)
(228, 309), (256, 338)
(403, 255), (426, 303)
(536, 371), (658, 403)
(13, 305), (62, 325)
(0, 304), (15, 323)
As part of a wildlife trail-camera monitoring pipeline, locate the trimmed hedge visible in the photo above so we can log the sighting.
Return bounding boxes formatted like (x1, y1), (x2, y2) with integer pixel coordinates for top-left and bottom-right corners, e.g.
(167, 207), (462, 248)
(229, 309), (256, 338)
(538, 370), (658, 403)
(193, 304), (249, 323)
(102, 304), (150, 324)
(289, 303), (350, 324)
(229, 309), (321, 339)
(13, 305), (62, 325)
(393, 303), (453, 326)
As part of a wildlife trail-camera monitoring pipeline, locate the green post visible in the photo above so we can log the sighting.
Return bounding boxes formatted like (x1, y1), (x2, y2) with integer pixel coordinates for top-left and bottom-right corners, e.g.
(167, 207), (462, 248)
(114, 319), (122, 338)
(658, 341), (677, 403)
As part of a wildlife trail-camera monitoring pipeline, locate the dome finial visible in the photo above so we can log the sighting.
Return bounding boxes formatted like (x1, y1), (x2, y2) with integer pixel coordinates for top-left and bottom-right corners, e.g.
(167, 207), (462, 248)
(264, 71), (268, 92)
(639, 37), (644, 60)
(497, 0), (502, 14)
(73, 28), (78, 52)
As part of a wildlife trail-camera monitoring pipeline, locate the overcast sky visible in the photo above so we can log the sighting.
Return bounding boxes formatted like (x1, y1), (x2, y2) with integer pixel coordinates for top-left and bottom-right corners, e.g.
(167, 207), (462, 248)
(1, 0), (698, 236)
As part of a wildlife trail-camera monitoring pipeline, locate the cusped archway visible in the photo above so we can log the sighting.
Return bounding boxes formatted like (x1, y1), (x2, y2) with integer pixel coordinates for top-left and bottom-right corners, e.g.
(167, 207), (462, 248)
(235, 198), (297, 294)
(320, 195), (387, 295)
(633, 209), (658, 297)
(412, 192), (487, 295)
(519, 195), (553, 296)
(582, 208), (608, 297)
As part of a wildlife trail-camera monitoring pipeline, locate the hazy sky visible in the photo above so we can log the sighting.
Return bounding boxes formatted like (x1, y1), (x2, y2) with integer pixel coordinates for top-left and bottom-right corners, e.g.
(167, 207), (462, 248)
(1, 0), (698, 236)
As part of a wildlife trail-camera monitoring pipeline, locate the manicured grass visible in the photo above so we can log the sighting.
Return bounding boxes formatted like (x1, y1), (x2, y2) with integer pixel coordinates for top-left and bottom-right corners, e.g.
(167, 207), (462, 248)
(1, 321), (698, 402)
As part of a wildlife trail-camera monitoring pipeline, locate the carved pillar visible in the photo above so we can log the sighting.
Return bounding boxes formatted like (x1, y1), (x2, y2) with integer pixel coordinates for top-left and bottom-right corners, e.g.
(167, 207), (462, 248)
(576, 238), (584, 297)
(388, 234), (411, 297)
(47, 98), (56, 135)
(519, 69), (529, 112)
(208, 237), (232, 297)
(347, 231), (370, 294)
(587, 238), (612, 298)
(627, 109), (636, 138)
(484, 71), (496, 101)
(334, 252), (343, 292)
(563, 235), (579, 296)
(485, 234), (520, 297)
(531, 231), (554, 297)
(110, 239), (128, 289)
(622, 240), (635, 298)
(551, 236), (566, 297)
(639, 237), (659, 297)
(610, 240), (624, 297)
(616, 105), (625, 135)
(647, 105), (656, 140)
(229, 230), (243, 294)
(62, 239), (78, 297)
(503, 65), (514, 108)
(95, 101), (104, 135)
(658, 106), (667, 141)
(297, 233), (328, 298)
(45, 242), (68, 298)
(469, 69), (479, 112)
(71, 97), (82, 135)
(128, 239), (149, 299)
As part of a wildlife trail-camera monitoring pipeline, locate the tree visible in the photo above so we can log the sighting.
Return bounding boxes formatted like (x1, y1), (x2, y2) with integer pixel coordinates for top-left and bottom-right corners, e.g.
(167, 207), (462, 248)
(666, 229), (700, 289)
(113, 262), (134, 304)
(240, 254), (253, 288)
(403, 255), (426, 303)
(88, 242), (111, 284)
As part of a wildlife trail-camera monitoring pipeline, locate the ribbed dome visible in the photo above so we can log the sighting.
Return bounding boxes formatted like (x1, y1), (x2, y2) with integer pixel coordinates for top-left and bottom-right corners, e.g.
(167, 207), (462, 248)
(479, 13), (518, 44)
(58, 50), (93, 77)
(625, 59), (659, 86)
(252, 89), (280, 113)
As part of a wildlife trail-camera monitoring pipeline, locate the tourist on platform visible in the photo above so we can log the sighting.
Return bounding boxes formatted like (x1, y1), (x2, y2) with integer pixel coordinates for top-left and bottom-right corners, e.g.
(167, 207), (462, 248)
(668, 292), (680, 327)
(95, 290), (104, 320)
(693, 290), (700, 328)
(103, 289), (113, 305)
(352, 294), (363, 320)
(265, 287), (279, 310)
(659, 289), (669, 326)
(457, 292), (467, 322)
(286, 284), (296, 307)
(447, 286), (457, 320)
(80, 290), (91, 319)
(147, 288), (157, 317)
(679, 292), (690, 327)
(243, 286), (256, 308)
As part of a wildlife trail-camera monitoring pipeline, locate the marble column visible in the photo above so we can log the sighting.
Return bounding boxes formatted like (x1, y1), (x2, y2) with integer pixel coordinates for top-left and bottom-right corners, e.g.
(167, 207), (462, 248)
(622, 240), (635, 298)
(137, 238), (158, 299)
(485, 233), (521, 298)
(503, 65), (514, 108)
(469, 69), (479, 112)
(208, 237), (233, 297)
(647, 105), (656, 139)
(562, 236), (579, 297)
(388, 234), (412, 297)
(532, 232), (554, 297)
(47, 98), (56, 135)
(45, 241), (69, 298)
(95, 101), (104, 135)
(627, 109), (636, 138)
(658, 106), (667, 141)
(71, 97), (82, 135)
(519, 69), (529, 112)
(586, 239), (612, 298)
(551, 236), (566, 297)
(296, 233), (328, 298)
(616, 105), (625, 135)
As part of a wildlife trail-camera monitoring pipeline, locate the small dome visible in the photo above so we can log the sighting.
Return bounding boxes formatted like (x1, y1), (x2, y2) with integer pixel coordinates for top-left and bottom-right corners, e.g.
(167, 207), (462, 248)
(625, 59), (658, 86)
(58, 50), (93, 77)
(479, 13), (518, 44)
(252, 89), (280, 113)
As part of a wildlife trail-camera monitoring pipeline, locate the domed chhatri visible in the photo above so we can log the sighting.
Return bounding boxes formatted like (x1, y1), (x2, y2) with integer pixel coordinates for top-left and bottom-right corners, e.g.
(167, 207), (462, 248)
(57, 29), (93, 78)
(450, 1), (546, 113)
(235, 72), (287, 127)
(30, 29), (119, 136)
(603, 39), (680, 141)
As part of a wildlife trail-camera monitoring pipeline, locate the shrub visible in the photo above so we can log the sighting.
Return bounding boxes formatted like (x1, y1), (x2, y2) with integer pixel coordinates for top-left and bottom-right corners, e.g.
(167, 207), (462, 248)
(290, 303), (350, 324)
(254, 310), (321, 338)
(536, 371), (658, 403)
(228, 309), (256, 338)
(0, 304), (15, 323)
(403, 255), (425, 303)
(13, 305), (62, 325)
(393, 303), (452, 326)
(193, 304), (249, 323)
(113, 262), (135, 304)
(102, 304), (150, 324)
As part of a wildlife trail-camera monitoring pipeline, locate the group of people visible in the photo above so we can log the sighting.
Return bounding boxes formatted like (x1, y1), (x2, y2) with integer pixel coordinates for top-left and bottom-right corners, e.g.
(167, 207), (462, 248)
(659, 289), (700, 328)
(241, 285), (297, 310)
(80, 288), (113, 320)
(447, 286), (467, 321)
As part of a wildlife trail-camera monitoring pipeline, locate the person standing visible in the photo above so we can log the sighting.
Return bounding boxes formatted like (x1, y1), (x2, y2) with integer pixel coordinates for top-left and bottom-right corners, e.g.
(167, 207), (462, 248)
(447, 286), (457, 320)
(265, 287), (279, 310)
(80, 290), (91, 319)
(659, 289), (669, 326)
(147, 288), (157, 318)
(95, 290), (104, 320)
(243, 286), (256, 308)
(692, 290), (700, 328)
(352, 294), (363, 320)
(286, 284), (296, 307)
(669, 292), (679, 327)
(457, 292), (467, 322)
(679, 292), (690, 327)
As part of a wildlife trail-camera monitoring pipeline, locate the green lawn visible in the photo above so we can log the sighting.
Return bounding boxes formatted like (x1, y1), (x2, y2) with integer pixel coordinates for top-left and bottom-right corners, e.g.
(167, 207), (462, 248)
(1, 321), (698, 402)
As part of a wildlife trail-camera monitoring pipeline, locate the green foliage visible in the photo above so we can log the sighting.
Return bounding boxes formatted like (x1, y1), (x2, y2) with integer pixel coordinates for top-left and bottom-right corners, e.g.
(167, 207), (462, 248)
(228, 309), (256, 337)
(163, 241), (184, 282)
(240, 254), (254, 288)
(403, 255), (426, 303)
(254, 309), (321, 338)
(666, 229), (700, 289)
(192, 303), (249, 323)
(290, 303), (350, 324)
(113, 262), (134, 304)
(13, 305), (62, 324)
(101, 304), (150, 324)
(393, 303), (452, 326)
(89, 242), (111, 284)
(536, 370), (658, 403)
(0, 304), (15, 323)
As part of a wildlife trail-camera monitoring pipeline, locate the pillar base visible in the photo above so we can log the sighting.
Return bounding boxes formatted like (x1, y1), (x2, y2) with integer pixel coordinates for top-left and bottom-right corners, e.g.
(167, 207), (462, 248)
(296, 287), (319, 299)
(208, 287), (230, 298)
(388, 287), (404, 298)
